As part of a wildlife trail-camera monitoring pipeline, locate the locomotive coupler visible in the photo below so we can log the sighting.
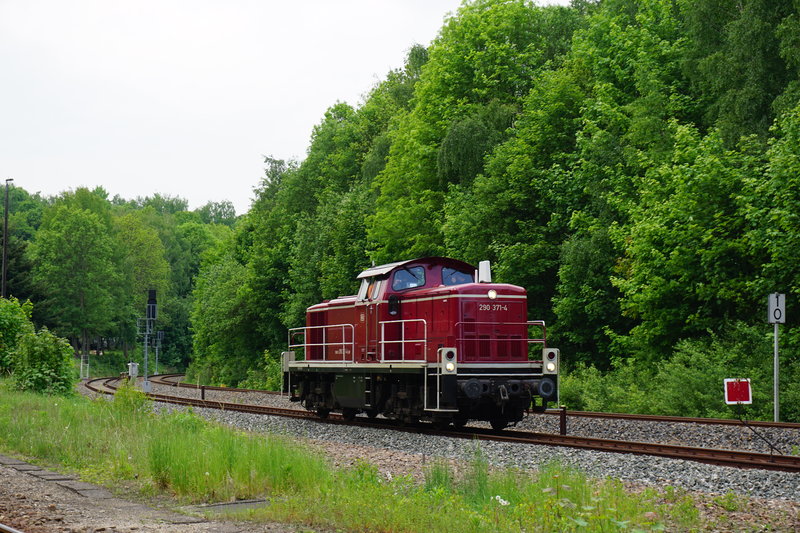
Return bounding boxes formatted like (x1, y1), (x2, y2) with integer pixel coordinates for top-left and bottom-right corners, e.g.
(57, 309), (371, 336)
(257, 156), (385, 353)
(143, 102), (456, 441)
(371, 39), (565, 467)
(498, 384), (509, 403)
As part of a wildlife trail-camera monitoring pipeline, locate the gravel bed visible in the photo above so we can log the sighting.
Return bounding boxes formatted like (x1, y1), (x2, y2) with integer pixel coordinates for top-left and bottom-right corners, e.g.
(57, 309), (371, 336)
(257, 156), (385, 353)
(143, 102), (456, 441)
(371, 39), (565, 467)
(150, 381), (800, 455)
(148, 396), (800, 503)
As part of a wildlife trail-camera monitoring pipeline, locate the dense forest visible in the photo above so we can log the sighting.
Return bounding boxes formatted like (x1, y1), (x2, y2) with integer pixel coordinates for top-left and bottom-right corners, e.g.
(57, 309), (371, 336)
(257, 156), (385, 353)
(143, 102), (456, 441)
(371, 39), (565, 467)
(1, 187), (235, 369)
(4, 0), (800, 420)
(188, 0), (800, 420)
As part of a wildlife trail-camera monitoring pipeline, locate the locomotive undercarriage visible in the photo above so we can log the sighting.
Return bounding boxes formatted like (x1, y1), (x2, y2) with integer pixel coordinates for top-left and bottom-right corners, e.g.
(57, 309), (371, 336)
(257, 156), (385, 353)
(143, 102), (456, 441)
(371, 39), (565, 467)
(288, 368), (552, 430)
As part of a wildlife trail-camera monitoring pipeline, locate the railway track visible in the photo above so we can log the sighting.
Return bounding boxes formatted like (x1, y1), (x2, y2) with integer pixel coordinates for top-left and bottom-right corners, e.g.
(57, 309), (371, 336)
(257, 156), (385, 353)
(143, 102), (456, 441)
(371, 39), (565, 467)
(85, 375), (800, 473)
(147, 374), (800, 430)
(0, 523), (25, 533)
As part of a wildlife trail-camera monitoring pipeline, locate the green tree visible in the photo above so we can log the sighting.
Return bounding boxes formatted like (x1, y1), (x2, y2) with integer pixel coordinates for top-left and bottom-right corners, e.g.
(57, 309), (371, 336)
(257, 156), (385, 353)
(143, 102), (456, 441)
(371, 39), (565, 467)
(3, 187), (46, 302)
(196, 200), (237, 226)
(131, 193), (189, 214)
(680, 0), (796, 144)
(369, 0), (583, 263)
(114, 212), (171, 355)
(30, 204), (118, 354)
(751, 102), (800, 353)
(612, 126), (765, 360)
(189, 251), (256, 384)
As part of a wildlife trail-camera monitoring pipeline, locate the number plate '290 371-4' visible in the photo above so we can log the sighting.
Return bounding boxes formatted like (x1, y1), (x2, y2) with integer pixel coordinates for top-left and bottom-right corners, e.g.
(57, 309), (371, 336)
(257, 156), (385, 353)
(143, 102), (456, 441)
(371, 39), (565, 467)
(479, 304), (508, 312)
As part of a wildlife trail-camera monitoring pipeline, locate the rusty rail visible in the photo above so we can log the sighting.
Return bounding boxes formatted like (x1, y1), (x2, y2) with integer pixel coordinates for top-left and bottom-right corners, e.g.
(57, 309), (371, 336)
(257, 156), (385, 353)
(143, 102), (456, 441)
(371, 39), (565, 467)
(86, 375), (800, 473)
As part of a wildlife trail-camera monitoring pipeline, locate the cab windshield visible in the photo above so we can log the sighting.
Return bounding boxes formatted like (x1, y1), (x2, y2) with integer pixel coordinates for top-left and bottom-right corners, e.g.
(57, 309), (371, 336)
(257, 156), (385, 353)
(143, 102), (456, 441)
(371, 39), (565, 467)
(392, 266), (425, 290)
(442, 267), (473, 286)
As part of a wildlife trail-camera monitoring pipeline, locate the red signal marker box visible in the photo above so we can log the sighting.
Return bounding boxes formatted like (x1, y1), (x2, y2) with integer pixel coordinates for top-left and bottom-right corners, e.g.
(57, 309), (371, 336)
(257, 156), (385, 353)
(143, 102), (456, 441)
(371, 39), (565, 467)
(724, 378), (752, 405)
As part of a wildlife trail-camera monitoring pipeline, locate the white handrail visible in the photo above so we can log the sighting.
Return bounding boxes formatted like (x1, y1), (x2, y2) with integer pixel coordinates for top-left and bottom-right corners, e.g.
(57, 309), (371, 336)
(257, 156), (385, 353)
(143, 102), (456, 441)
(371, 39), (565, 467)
(378, 318), (427, 362)
(288, 323), (356, 362)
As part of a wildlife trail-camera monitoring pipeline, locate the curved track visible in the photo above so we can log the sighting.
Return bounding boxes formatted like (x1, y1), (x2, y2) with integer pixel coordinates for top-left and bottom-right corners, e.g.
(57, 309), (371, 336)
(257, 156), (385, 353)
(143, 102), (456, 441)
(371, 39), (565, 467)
(85, 375), (800, 473)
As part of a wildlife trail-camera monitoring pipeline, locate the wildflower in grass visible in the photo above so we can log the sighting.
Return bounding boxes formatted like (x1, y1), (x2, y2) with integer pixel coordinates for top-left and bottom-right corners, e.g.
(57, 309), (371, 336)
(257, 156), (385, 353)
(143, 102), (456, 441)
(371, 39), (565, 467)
(493, 495), (509, 506)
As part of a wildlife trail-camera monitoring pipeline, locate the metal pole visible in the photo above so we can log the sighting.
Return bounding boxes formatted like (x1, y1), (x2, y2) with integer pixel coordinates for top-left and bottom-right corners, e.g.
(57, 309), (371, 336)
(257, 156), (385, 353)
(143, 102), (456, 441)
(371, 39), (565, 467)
(155, 330), (163, 375)
(143, 328), (150, 393)
(2, 178), (12, 298)
(774, 322), (779, 423)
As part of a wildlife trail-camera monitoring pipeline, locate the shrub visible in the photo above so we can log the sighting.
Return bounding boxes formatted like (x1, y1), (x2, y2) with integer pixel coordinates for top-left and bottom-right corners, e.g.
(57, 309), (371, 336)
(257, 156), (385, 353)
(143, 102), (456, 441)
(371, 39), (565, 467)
(559, 362), (653, 413)
(12, 326), (76, 394)
(648, 322), (777, 419)
(560, 321), (799, 421)
(0, 297), (34, 374)
(237, 350), (283, 390)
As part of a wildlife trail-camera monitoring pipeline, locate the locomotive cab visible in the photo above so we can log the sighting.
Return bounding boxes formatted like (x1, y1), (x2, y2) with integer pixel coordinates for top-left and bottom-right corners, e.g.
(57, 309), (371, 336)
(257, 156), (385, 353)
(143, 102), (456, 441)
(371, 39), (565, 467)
(284, 257), (559, 430)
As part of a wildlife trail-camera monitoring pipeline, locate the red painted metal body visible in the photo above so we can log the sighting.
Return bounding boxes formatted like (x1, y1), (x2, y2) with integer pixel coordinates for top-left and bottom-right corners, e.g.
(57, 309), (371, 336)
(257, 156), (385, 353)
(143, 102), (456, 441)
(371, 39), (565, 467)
(295, 258), (545, 364)
(285, 257), (557, 427)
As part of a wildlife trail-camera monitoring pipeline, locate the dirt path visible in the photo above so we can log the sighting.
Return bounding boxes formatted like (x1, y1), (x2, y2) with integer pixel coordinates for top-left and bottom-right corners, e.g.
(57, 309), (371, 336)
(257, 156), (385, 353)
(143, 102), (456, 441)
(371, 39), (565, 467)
(0, 454), (309, 533)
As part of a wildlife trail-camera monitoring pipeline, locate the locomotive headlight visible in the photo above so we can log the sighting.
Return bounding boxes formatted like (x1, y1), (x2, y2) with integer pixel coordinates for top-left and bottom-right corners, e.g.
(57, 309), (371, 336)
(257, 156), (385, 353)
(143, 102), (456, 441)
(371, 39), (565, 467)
(487, 289), (497, 300)
(546, 362), (557, 372)
(445, 362), (456, 373)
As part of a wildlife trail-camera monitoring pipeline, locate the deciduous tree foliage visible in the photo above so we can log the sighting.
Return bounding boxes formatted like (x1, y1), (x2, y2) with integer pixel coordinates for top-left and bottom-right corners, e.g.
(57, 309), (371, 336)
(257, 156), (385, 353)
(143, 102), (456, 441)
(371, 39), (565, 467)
(9, 0), (800, 413)
(30, 204), (117, 351)
(0, 184), (232, 372)
(184, 0), (800, 403)
(368, 1), (583, 263)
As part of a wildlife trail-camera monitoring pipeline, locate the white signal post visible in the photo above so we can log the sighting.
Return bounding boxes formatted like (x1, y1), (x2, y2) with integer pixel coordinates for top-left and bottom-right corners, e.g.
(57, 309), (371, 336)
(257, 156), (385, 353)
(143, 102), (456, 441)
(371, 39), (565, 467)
(768, 293), (785, 422)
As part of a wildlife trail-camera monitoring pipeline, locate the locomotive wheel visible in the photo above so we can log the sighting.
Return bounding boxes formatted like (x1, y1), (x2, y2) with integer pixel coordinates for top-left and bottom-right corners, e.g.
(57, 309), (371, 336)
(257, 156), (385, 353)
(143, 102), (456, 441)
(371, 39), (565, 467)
(490, 416), (508, 431)
(316, 407), (330, 419)
(342, 408), (357, 421)
(431, 417), (450, 430)
(365, 408), (379, 419)
(453, 415), (468, 429)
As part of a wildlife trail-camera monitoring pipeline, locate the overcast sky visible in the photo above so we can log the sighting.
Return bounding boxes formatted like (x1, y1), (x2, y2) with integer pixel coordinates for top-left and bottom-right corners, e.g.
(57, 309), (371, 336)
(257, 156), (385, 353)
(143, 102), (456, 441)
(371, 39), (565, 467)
(1, 1), (563, 215)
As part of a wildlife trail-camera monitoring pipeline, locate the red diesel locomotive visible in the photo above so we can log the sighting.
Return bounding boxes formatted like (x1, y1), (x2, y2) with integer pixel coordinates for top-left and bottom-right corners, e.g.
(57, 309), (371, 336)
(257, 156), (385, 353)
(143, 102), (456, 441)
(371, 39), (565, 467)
(282, 257), (559, 430)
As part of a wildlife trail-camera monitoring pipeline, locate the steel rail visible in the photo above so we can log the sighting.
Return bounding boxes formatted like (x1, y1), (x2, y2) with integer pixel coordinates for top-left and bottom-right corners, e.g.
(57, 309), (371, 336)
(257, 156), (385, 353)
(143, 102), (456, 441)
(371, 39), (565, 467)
(147, 373), (278, 394)
(447, 427), (800, 472)
(543, 408), (800, 430)
(0, 522), (26, 533)
(86, 375), (800, 473)
(85, 376), (319, 420)
(150, 373), (800, 430)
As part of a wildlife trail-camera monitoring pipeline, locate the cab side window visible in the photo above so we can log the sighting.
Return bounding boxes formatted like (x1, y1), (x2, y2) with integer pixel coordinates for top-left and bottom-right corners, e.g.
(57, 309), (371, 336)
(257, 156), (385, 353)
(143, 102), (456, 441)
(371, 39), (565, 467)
(358, 277), (383, 300)
(392, 267), (425, 291)
(367, 279), (382, 299)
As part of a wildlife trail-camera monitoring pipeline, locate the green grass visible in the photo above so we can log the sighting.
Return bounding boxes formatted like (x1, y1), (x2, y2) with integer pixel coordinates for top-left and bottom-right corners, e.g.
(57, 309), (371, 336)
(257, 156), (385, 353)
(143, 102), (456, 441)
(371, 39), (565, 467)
(240, 450), (693, 532)
(0, 380), (700, 532)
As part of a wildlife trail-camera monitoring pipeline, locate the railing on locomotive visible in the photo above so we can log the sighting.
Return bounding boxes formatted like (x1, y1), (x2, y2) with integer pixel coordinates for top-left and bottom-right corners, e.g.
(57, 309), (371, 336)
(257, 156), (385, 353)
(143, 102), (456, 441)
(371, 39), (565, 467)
(378, 318), (428, 362)
(454, 320), (547, 361)
(287, 323), (356, 362)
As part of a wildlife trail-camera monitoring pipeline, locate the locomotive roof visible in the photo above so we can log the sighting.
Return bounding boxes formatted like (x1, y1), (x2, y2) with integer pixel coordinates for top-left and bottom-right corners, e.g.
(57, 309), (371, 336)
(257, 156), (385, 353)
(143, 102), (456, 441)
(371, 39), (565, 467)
(356, 256), (476, 279)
